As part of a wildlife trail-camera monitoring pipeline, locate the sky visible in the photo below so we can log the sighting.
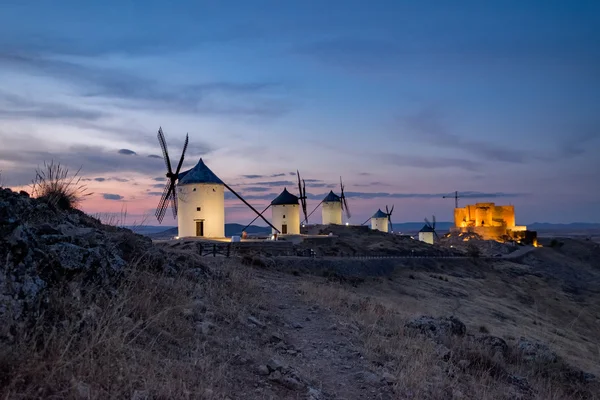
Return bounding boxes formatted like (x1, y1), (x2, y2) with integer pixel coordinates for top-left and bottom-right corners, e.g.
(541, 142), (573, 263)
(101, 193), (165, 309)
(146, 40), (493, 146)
(0, 0), (599, 226)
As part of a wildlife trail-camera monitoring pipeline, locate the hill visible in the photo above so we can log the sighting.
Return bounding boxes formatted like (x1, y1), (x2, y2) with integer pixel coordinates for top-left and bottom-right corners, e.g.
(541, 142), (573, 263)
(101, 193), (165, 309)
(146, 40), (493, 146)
(2, 187), (598, 399)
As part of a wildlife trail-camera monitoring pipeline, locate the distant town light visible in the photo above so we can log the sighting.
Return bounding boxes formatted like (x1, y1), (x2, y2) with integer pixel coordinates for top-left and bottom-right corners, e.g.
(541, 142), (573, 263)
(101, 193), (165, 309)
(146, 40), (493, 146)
(345, 222), (349, 226)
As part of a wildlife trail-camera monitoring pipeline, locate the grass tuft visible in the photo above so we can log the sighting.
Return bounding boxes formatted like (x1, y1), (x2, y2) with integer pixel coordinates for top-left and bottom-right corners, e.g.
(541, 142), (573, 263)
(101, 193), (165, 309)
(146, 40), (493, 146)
(30, 160), (91, 210)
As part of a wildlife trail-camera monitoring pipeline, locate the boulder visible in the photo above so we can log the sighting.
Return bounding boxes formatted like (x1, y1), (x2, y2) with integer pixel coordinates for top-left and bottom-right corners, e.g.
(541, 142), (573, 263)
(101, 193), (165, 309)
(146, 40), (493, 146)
(405, 315), (466, 340)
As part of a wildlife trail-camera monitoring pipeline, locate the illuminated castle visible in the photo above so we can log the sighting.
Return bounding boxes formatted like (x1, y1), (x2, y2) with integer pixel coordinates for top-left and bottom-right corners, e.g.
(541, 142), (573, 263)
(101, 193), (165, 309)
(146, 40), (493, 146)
(451, 202), (536, 245)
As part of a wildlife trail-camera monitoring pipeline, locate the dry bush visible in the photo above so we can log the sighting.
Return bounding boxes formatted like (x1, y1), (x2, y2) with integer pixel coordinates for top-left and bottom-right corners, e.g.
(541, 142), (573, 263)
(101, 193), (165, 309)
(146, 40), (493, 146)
(30, 160), (91, 210)
(0, 258), (267, 399)
(297, 280), (599, 400)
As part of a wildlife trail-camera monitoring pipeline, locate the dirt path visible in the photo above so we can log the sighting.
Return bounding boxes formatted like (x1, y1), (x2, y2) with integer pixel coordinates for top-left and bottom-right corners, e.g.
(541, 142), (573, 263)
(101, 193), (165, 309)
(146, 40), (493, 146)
(250, 271), (393, 400)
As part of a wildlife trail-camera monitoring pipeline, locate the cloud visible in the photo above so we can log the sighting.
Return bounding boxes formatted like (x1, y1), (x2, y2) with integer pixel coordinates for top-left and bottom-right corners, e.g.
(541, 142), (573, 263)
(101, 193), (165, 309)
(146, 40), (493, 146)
(402, 108), (528, 164)
(0, 143), (167, 185)
(381, 153), (482, 170)
(254, 180), (295, 186)
(0, 90), (106, 121)
(241, 187), (272, 192)
(241, 174), (265, 179)
(118, 149), (137, 155)
(0, 52), (290, 117)
(147, 191), (164, 196)
(270, 173), (286, 177)
(557, 124), (600, 158)
(225, 190), (526, 202)
(102, 193), (124, 200)
(148, 154), (162, 159)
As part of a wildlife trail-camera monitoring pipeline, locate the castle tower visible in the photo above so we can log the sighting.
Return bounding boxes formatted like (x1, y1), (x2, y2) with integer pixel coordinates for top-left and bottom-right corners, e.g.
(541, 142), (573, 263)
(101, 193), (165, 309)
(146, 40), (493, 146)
(176, 158), (225, 238)
(321, 190), (342, 225)
(270, 188), (300, 235)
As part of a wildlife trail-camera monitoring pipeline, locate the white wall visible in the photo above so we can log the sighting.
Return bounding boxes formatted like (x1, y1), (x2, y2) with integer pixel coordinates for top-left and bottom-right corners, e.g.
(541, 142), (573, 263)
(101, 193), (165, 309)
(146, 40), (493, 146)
(418, 231), (434, 245)
(271, 204), (300, 234)
(177, 183), (225, 238)
(322, 201), (342, 225)
(371, 217), (389, 233)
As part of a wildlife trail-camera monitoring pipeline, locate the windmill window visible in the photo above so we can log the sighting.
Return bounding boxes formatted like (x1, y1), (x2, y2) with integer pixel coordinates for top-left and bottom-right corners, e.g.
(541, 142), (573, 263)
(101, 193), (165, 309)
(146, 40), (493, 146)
(193, 188), (197, 192)
(283, 215), (286, 218)
(212, 188), (216, 192)
(197, 207), (201, 211)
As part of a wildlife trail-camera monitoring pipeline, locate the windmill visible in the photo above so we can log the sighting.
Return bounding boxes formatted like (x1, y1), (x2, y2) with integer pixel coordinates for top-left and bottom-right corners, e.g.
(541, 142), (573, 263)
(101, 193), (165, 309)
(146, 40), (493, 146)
(306, 176), (351, 225)
(154, 127), (280, 237)
(419, 215), (438, 245)
(240, 169), (309, 235)
(155, 127), (188, 223)
(363, 205), (394, 233)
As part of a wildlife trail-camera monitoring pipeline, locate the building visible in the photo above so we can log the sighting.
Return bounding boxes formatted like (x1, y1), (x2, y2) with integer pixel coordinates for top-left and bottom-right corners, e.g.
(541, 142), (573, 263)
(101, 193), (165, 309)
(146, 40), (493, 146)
(418, 225), (435, 244)
(322, 190), (342, 225)
(176, 158), (225, 238)
(370, 209), (389, 233)
(271, 188), (300, 235)
(451, 202), (536, 245)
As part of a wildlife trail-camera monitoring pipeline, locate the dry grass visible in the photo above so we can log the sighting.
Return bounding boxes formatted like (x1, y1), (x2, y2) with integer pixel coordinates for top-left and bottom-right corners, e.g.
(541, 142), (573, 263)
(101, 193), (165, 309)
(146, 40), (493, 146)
(0, 258), (267, 399)
(297, 277), (599, 400)
(30, 160), (91, 210)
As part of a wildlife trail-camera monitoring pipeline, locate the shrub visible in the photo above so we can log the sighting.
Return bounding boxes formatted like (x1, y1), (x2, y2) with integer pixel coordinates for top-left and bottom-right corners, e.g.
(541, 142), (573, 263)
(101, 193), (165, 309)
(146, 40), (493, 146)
(30, 160), (91, 210)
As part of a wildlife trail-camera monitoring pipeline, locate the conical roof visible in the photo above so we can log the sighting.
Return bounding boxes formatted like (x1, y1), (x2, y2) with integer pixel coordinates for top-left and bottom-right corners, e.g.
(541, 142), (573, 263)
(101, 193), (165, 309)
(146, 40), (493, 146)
(177, 158), (224, 185)
(323, 190), (341, 203)
(372, 209), (387, 218)
(419, 224), (435, 233)
(271, 188), (299, 206)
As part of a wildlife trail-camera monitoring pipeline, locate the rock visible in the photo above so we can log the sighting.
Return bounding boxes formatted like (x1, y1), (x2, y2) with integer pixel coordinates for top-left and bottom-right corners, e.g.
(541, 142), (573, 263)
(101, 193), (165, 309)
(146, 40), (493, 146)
(382, 372), (397, 384)
(476, 335), (509, 358)
(457, 359), (471, 370)
(435, 344), (452, 361)
(267, 358), (284, 372)
(248, 315), (266, 328)
(307, 387), (323, 400)
(507, 375), (532, 393)
(354, 371), (380, 385)
(270, 332), (284, 342)
(256, 365), (270, 376)
(328, 324), (338, 331)
(280, 376), (305, 390)
(131, 390), (149, 400)
(293, 322), (303, 329)
(268, 370), (283, 381)
(71, 379), (90, 399)
(518, 338), (558, 363)
(198, 321), (216, 335)
(405, 315), (466, 340)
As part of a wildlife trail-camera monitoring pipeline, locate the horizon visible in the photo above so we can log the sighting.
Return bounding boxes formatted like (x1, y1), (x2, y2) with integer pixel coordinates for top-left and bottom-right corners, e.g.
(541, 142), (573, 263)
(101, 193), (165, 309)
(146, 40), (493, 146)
(1, 1), (599, 225)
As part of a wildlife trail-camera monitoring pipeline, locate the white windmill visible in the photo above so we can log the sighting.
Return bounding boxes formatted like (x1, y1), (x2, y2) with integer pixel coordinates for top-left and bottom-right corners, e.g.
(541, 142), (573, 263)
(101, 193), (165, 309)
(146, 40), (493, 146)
(154, 127), (279, 238)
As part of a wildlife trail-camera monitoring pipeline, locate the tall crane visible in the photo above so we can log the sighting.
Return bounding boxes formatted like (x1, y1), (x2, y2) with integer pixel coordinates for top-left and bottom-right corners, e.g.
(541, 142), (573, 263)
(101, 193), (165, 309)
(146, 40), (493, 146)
(443, 191), (461, 209)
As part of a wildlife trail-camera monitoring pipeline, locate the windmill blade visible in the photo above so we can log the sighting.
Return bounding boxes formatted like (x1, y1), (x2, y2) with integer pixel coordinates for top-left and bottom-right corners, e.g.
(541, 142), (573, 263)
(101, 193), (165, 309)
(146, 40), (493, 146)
(386, 205), (389, 215)
(389, 218), (394, 233)
(155, 181), (173, 222)
(307, 200), (324, 220)
(303, 180), (308, 222)
(174, 133), (189, 175)
(432, 215), (436, 230)
(242, 204), (272, 233)
(223, 182), (281, 233)
(361, 216), (371, 225)
(342, 196), (351, 219)
(157, 185), (174, 223)
(389, 205), (394, 215)
(157, 127), (173, 176)
(170, 187), (178, 218)
(434, 230), (440, 239)
(424, 217), (432, 228)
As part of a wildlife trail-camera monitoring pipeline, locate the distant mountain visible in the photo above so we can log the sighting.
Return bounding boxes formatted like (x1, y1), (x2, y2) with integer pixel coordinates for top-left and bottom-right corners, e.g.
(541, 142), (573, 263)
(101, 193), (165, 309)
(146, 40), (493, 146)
(529, 222), (600, 230)
(391, 222), (453, 232)
(130, 224), (271, 239)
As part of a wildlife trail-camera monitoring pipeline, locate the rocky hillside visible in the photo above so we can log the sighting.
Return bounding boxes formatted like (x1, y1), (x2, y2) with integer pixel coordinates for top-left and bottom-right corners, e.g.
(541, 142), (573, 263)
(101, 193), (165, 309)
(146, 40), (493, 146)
(1, 187), (598, 399)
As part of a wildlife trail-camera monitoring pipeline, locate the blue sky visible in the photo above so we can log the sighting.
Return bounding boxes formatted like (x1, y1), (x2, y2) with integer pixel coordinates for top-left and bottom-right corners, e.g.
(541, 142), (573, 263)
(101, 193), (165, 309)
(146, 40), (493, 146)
(0, 0), (598, 225)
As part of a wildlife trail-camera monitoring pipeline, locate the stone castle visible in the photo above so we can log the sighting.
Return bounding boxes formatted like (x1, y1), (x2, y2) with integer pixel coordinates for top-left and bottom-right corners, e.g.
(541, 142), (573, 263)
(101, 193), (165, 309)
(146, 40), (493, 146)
(451, 202), (536, 244)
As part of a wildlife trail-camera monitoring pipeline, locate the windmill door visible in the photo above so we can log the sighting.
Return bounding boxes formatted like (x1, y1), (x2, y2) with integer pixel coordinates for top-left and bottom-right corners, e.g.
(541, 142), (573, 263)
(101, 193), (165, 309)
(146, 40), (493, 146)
(281, 224), (288, 234)
(196, 220), (204, 237)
